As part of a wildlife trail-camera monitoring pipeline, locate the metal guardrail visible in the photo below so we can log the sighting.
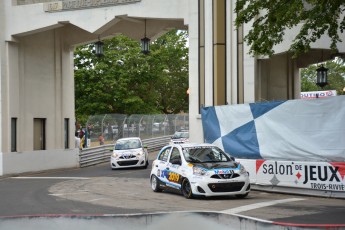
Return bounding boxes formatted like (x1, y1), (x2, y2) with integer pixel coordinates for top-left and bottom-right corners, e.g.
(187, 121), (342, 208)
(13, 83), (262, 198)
(79, 136), (171, 168)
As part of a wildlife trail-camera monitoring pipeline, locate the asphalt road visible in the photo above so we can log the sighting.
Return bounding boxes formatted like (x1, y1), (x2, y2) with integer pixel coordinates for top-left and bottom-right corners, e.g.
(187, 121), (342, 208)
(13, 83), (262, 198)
(0, 155), (345, 227)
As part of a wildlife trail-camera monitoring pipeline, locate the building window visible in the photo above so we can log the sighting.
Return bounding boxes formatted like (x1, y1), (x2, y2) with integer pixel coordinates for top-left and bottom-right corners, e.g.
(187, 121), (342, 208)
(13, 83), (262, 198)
(64, 118), (69, 149)
(11, 118), (17, 152)
(34, 118), (46, 150)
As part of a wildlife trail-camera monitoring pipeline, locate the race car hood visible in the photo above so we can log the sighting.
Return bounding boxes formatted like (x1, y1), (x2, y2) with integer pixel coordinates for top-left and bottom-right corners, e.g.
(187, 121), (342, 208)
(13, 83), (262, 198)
(192, 161), (238, 170)
(113, 148), (142, 155)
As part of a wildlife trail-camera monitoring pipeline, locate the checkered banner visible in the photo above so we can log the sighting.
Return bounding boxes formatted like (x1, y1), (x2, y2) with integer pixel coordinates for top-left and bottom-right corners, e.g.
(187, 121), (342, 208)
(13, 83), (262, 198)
(201, 96), (345, 161)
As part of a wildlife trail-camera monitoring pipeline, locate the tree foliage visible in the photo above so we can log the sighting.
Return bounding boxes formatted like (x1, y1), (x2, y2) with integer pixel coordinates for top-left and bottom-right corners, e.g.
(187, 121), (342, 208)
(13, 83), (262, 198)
(74, 30), (189, 123)
(235, 0), (345, 57)
(301, 58), (345, 94)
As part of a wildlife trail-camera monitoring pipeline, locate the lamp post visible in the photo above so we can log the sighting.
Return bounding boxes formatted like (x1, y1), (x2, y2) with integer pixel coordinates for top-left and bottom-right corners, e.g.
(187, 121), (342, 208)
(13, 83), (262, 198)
(316, 65), (328, 89)
(94, 39), (104, 57)
(141, 19), (150, 54)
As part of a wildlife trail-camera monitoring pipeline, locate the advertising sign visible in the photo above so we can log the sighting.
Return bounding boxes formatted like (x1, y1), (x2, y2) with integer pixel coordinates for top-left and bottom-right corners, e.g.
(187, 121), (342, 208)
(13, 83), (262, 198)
(242, 159), (345, 192)
(300, 90), (337, 99)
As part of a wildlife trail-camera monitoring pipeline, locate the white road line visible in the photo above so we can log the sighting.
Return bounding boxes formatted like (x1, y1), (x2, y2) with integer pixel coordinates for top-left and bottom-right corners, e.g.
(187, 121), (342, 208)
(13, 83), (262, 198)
(221, 198), (306, 214)
(89, 198), (107, 202)
(49, 191), (89, 196)
(11, 177), (90, 180)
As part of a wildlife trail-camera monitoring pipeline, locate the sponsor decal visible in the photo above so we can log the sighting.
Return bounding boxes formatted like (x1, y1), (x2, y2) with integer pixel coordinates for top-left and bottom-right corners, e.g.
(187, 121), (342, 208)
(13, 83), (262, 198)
(256, 160), (345, 192)
(183, 146), (213, 150)
(122, 152), (133, 158)
(158, 170), (181, 189)
(160, 170), (180, 183)
(167, 163), (180, 169)
(300, 90), (337, 99)
(214, 169), (235, 175)
(168, 172), (180, 183)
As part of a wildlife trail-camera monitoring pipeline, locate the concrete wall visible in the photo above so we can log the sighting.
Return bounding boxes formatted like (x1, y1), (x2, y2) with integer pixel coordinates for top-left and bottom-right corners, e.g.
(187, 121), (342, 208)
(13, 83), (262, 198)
(4, 29), (75, 152)
(0, 0), (192, 176)
(2, 149), (79, 175)
(3, 24), (77, 176)
(186, 0), (200, 143)
(7, 0), (189, 42)
(0, 23), (78, 176)
(257, 53), (298, 101)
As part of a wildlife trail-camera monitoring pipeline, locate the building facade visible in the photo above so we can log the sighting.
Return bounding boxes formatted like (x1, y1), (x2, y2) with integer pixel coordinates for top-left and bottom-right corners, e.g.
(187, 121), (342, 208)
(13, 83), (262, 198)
(0, 0), (343, 176)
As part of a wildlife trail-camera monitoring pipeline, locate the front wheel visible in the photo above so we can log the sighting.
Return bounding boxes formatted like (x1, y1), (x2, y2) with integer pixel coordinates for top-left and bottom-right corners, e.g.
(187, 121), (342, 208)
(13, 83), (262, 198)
(151, 175), (162, 192)
(142, 160), (149, 169)
(181, 178), (193, 199)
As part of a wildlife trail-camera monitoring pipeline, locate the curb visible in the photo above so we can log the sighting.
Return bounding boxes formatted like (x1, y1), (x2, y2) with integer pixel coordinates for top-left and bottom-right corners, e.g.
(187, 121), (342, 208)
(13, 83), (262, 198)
(1, 211), (344, 230)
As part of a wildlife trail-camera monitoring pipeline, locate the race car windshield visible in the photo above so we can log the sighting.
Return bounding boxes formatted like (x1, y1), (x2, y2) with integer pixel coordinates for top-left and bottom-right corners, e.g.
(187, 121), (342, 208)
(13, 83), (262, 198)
(182, 146), (231, 163)
(172, 132), (189, 139)
(114, 139), (142, 150)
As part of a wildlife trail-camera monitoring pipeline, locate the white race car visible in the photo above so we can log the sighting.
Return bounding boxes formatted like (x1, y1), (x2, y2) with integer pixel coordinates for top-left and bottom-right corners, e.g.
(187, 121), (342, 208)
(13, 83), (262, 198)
(169, 130), (189, 144)
(111, 137), (148, 169)
(150, 143), (250, 198)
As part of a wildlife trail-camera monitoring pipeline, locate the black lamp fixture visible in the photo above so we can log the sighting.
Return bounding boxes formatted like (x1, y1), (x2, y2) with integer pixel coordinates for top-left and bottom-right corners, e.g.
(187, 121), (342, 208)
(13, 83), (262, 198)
(316, 64), (328, 89)
(141, 19), (150, 54)
(94, 36), (104, 57)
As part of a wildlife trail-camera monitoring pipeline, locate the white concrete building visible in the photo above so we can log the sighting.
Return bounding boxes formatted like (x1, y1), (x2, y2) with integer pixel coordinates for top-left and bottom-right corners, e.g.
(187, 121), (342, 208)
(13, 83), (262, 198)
(0, 0), (343, 176)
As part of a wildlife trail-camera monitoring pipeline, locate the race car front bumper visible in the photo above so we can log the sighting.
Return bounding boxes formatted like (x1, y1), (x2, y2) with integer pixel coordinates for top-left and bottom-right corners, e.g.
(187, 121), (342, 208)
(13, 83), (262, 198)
(111, 155), (147, 169)
(189, 174), (250, 197)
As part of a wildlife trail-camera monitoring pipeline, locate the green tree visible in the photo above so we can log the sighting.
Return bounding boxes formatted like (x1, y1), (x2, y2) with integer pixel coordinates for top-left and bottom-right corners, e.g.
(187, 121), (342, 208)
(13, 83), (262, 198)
(235, 1), (345, 57)
(74, 30), (189, 124)
(151, 30), (189, 114)
(301, 58), (345, 94)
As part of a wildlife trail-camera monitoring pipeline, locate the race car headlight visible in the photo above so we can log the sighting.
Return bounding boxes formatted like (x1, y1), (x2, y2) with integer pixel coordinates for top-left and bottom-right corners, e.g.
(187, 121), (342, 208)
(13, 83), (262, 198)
(193, 166), (207, 176)
(137, 150), (144, 156)
(111, 152), (118, 158)
(239, 164), (247, 174)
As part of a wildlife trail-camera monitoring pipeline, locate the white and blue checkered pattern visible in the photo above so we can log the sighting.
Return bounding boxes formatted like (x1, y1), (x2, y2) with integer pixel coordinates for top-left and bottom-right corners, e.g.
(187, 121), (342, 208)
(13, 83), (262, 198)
(201, 96), (345, 161)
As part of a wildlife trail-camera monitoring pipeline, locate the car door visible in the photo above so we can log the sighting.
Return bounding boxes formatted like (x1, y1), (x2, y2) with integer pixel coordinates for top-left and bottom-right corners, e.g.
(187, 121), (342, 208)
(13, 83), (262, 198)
(154, 146), (182, 191)
(164, 147), (183, 190)
(154, 146), (171, 187)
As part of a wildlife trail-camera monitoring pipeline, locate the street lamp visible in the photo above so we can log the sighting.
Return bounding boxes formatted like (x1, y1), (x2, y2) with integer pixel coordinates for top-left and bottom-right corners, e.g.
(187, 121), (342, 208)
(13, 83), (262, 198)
(316, 65), (328, 89)
(141, 19), (150, 54)
(94, 37), (104, 57)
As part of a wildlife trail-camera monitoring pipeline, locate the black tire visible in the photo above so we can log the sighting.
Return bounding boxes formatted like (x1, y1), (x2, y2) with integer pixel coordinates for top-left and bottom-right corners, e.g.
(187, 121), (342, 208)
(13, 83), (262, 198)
(142, 160), (149, 169)
(151, 175), (162, 192)
(181, 178), (193, 199)
(235, 192), (249, 199)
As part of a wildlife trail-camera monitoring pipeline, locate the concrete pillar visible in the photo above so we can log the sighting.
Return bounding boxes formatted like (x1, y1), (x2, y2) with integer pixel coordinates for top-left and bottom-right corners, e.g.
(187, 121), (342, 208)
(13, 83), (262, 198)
(213, 0), (226, 106)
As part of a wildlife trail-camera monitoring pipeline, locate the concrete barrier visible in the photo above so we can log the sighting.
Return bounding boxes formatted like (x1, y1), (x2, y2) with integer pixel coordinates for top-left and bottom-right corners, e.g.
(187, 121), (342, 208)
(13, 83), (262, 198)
(1, 212), (344, 230)
(1, 149), (79, 176)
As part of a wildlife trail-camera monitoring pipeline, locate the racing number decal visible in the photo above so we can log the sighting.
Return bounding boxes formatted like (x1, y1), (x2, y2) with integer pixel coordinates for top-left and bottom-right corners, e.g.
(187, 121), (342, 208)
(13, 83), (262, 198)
(168, 172), (180, 182)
